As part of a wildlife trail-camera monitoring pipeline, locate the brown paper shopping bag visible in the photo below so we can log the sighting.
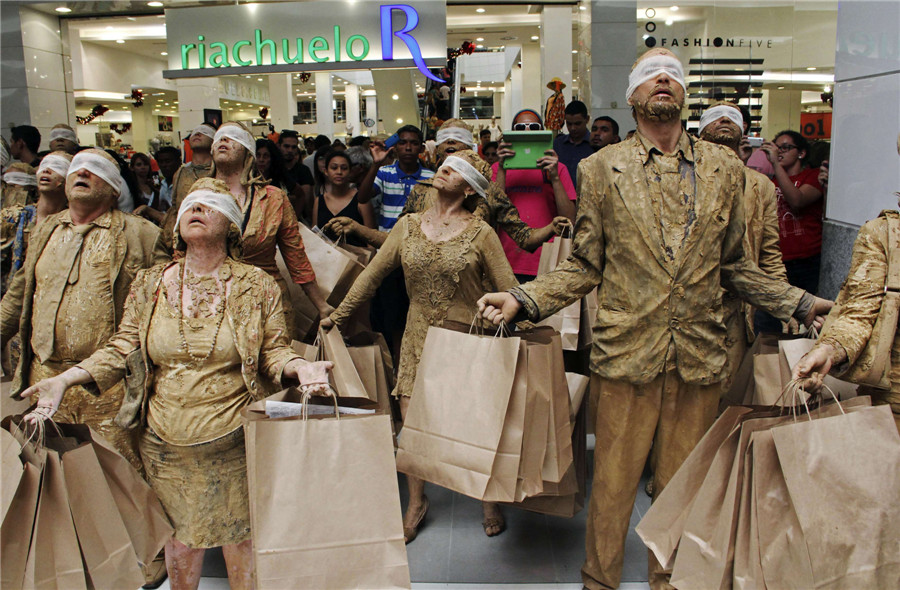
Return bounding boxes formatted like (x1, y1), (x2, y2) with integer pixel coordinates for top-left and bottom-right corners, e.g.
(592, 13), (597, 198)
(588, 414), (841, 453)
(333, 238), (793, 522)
(536, 230), (581, 350)
(540, 330), (575, 486)
(513, 339), (553, 500)
(751, 429), (815, 590)
(731, 434), (763, 590)
(637, 406), (755, 569)
(61, 443), (145, 590)
(1, 460), (41, 589)
(772, 404), (900, 589)
(482, 341), (527, 503)
(2, 427), (24, 521)
(778, 337), (858, 400)
(319, 326), (373, 401)
(300, 223), (365, 307)
(243, 389), (410, 589)
(27, 451), (88, 590)
(67, 424), (173, 565)
(578, 288), (598, 350)
(346, 331), (396, 417)
(396, 326), (521, 501)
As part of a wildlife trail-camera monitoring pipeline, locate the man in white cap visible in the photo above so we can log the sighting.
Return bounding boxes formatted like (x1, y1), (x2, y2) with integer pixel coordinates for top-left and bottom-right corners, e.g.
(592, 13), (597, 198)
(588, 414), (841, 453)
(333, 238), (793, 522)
(699, 101), (790, 394)
(477, 48), (833, 589)
(158, 123), (216, 252)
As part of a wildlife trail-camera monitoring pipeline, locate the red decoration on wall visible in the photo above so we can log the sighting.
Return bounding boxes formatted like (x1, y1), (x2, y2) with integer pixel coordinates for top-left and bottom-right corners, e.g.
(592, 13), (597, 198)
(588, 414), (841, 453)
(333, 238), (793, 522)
(76, 104), (110, 125)
(131, 89), (144, 107)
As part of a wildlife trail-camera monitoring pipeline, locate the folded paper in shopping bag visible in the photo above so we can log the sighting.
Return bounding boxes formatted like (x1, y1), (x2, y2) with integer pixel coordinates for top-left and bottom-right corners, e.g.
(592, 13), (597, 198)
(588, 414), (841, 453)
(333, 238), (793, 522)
(291, 339), (319, 361)
(772, 405), (900, 589)
(751, 335), (792, 406)
(542, 330), (575, 485)
(731, 434), (764, 590)
(346, 331), (396, 416)
(28, 451), (87, 590)
(243, 390), (409, 589)
(578, 288), (597, 350)
(397, 326), (520, 500)
(62, 442), (145, 590)
(565, 372), (590, 422)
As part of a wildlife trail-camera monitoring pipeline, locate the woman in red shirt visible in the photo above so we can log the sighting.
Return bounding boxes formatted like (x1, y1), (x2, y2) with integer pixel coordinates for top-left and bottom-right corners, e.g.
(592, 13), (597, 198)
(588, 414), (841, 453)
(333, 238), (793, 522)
(755, 130), (824, 333)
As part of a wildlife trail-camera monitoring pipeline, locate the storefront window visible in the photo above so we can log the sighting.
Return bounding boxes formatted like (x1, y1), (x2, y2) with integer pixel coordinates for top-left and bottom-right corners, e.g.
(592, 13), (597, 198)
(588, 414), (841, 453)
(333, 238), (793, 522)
(636, 1), (836, 141)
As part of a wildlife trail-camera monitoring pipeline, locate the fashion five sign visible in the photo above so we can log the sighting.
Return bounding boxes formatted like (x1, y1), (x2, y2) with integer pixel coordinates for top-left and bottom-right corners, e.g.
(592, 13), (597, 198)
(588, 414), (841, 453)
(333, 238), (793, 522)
(163, 0), (447, 82)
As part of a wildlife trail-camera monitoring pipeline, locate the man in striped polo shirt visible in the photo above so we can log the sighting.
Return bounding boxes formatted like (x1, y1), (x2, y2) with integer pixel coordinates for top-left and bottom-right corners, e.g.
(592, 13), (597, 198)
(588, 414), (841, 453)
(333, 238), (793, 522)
(355, 125), (433, 359)
(358, 125), (433, 230)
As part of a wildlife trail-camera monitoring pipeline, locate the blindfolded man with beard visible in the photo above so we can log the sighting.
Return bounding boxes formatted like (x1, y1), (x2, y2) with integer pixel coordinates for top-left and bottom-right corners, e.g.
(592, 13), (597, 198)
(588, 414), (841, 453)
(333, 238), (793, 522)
(477, 48), (834, 590)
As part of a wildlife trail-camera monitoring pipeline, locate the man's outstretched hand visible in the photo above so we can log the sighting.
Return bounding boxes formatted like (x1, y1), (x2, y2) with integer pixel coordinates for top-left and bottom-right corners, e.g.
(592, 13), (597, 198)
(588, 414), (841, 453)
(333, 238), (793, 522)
(477, 292), (522, 325)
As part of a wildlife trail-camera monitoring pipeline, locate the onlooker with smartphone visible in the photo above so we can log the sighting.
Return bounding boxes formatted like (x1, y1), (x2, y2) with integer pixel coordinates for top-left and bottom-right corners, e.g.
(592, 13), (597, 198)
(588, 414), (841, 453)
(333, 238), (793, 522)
(754, 130), (825, 333)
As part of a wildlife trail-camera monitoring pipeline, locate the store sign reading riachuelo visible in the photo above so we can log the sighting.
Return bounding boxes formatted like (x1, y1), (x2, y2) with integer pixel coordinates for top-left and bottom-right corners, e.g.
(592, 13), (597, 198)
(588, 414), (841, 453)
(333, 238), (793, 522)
(163, 0), (447, 82)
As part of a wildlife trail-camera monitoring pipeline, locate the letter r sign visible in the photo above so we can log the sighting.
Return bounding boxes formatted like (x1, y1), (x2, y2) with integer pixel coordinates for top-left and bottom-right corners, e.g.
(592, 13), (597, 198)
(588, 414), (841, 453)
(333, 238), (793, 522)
(380, 4), (443, 82)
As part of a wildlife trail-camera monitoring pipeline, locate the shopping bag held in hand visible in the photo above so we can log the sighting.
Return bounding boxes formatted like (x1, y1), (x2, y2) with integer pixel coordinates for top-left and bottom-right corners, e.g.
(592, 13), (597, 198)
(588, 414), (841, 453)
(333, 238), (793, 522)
(397, 323), (521, 501)
(243, 388), (410, 589)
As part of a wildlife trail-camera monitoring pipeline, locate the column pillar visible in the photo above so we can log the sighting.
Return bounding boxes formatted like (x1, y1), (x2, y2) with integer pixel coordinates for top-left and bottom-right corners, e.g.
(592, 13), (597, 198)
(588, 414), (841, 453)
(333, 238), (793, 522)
(364, 95), (378, 134)
(541, 5), (573, 107)
(268, 73), (296, 133)
(1, 4), (75, 149)
(521, 43), (542, 115)
(176, 77), (220, 133)
(590, 0), (636, 129)
(314, 72), (334, 138)
(129, 104), (159, 154)
(345, 83), (360, 137)
(505, 50), (523, 130)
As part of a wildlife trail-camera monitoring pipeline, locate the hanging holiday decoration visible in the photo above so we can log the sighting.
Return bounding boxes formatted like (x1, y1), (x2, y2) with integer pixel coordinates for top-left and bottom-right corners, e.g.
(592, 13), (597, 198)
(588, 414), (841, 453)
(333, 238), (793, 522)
(820, 91), (834, 108)
(259, 107), (269, 119)
(76, 104), (110, 125)
(447, 41), (477, 60)
(298, 72), (311, 84)
(110, 123), (132, 135)
(131, 88), (144, 107)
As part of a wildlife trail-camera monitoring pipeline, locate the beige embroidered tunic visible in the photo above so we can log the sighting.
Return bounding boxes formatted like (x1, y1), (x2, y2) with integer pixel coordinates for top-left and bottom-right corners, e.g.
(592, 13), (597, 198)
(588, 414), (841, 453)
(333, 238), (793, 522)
(330, 213), (518, 397)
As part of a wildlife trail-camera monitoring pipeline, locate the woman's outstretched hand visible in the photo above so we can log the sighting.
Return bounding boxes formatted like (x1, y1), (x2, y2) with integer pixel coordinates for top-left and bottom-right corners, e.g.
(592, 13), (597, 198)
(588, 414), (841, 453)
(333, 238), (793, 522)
(285, 358), (334, 396)
(21, 376), (68, 424)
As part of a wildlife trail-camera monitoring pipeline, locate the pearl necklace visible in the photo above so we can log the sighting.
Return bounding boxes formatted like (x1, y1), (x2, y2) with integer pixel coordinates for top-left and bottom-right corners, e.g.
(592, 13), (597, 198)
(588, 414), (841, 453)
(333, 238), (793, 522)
(175, 260), (227, 365)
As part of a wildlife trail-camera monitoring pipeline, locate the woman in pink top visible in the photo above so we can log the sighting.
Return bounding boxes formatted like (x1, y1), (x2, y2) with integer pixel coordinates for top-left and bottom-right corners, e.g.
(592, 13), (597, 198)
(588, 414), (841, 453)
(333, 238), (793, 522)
(493, 109), (577, 281)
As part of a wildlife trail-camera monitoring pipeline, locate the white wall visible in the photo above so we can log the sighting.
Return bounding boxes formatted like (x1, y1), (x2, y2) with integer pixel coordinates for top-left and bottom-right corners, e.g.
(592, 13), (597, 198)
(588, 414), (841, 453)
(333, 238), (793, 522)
(825, 0), (900, 227)
(79, 41), (174, 94)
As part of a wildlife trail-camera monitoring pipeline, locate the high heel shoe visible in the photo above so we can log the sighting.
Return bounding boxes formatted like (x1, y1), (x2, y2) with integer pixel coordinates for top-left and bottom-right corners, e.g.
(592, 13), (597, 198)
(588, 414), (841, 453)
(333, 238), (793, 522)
(403, 495), (429, 544)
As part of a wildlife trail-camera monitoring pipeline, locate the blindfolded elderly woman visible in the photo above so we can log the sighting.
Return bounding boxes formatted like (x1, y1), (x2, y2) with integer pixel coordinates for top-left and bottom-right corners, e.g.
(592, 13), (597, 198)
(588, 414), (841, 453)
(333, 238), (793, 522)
(207, 121), (332, 335)
(321, 149), (519, 542)
(22, 177), (333, 590)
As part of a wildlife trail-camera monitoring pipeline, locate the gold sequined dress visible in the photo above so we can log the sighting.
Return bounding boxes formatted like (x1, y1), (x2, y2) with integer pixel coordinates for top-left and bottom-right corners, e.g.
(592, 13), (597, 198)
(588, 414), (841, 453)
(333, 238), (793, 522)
(330, 213), (518, 397)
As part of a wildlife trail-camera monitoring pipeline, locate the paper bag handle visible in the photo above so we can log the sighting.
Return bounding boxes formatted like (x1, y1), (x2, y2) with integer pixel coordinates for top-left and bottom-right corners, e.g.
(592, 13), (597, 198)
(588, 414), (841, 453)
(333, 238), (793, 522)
(778, 379), (845, 422)
(300, 385), (340, 421)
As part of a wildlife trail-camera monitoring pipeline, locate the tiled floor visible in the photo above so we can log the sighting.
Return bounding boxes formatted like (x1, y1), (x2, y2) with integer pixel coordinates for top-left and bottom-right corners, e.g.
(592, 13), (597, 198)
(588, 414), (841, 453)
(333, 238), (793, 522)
(168, 445), (653, 590)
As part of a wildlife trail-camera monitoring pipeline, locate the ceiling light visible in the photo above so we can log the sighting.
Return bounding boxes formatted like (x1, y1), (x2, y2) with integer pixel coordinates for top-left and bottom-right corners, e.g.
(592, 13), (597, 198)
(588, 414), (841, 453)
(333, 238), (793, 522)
(116, 39), (125, 44)
(670, 5), (679, 11)
(665, 19), (673, 25)
(476, 8), (485, 13)
(531, 35), (539, 41)
(476, 37), (484, 42)
(476, 44), (483, 49)
(579, 5), (586, 10)
(147, 1), (163, 6)
(572, 50), (578, 53)
(391, 94), (399, 100)
(160, 51), (168, 56)
(777, 86), (785, 89)
(55, 6), (72, 13)
(807, 67), (817, 71)
(396, 118), (403, 124)
(824, 85), (832, 92)
(257, 78), (263, 81)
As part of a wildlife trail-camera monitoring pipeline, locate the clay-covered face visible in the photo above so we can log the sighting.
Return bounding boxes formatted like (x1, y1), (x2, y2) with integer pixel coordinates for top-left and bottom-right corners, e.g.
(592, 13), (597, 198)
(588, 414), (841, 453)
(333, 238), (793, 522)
(700, 116), (742, 146)
(432, 163), (475, 197)
(65, 167), (117, 207)
(49, 138), (78, 155)
(189, 131), (213, 151)
(37, 168), (65, 194)
(179, 202), (231, 249)
(212, 134), (247, 168)
(629, 50), (685, 123)
(435, 138), (469, 163)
